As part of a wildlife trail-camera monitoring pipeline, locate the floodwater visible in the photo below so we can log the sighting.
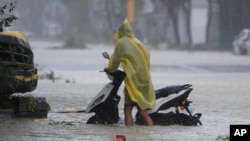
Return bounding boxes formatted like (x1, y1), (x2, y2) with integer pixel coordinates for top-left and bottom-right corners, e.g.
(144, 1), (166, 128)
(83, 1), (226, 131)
(1, 40), (250, 141)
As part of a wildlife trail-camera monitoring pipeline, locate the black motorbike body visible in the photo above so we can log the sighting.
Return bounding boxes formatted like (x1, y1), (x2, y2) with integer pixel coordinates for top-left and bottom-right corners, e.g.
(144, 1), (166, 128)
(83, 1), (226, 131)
(135, 84), (202, 126)
(85, 69), (202, 126)
(86, 70), (125, 124)
(85, 52), (202, 125)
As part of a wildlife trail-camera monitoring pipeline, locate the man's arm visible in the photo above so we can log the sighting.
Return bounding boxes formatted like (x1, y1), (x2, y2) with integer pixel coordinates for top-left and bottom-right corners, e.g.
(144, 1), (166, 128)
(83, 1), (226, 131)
(107, 43), (123, 72)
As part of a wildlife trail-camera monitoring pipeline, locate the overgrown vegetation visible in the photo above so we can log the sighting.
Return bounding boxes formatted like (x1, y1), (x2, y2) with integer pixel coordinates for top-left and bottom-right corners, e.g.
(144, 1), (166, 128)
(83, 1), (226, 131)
(48, 120), (83, 126)
(0, 94), (13, 109)
(0, 1), (19, 97)
(9, 94), (37, 112)
(0, 1), (17, 110)
(27, 95), (37, 112)
(0, 2), (51, 114)
(39, 70), (61, 83)
(0, 94), (47, 113)
(0, 1), (18, 30)
(39, 70), (75, 83)
(216, 135), (229, 141)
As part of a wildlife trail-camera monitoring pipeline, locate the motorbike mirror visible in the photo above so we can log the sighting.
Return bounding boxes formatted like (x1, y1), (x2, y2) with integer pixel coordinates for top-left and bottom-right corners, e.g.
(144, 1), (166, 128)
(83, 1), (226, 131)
(102, 52), (110, 59)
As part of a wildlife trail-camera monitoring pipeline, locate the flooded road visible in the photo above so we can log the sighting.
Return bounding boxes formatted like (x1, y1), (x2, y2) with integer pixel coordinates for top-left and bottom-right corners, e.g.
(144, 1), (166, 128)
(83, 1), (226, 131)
(1, 40), (250, 141)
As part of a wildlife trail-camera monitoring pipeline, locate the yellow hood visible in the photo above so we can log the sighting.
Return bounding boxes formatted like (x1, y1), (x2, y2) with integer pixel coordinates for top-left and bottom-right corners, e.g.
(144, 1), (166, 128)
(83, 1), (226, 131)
(113, 18), (135, 41)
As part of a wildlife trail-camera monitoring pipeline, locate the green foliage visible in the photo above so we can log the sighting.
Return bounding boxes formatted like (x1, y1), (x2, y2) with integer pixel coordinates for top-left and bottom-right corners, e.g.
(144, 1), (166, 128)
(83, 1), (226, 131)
(216, 135), (229, 140)
(27, 96), (37, 112)
(48, 120), (82, 126)
(0, 1), (18, 28)
(39, 70), (61, 83)
(0, 94), (38, 112)
(9, 94), (37, 112)
(0, 94), (12, 109)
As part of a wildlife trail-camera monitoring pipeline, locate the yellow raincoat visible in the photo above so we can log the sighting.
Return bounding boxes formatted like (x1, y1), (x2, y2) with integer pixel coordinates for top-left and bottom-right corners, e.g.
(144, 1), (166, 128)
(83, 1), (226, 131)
(108, 19), (156, 110)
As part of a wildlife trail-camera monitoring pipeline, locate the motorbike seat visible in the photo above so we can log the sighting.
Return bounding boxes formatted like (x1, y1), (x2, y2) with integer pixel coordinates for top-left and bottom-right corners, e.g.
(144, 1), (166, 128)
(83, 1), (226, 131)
(155, 84), (192, 99)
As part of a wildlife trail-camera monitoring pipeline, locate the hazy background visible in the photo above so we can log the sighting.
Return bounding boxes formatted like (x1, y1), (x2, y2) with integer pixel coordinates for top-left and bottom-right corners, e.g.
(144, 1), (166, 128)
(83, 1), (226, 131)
(1, 0), (250, 50)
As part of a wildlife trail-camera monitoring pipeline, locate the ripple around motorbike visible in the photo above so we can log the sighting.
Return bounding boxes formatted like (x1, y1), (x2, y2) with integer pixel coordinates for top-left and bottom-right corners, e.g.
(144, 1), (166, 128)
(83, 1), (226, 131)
(84, 52), (202, 126)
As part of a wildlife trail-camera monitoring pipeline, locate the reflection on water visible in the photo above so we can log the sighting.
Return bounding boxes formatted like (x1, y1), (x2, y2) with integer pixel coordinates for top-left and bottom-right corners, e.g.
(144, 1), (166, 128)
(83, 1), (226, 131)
(0, 80), (227, 141)
(0, 114), (203, 141)
(1, 42), (250, 141)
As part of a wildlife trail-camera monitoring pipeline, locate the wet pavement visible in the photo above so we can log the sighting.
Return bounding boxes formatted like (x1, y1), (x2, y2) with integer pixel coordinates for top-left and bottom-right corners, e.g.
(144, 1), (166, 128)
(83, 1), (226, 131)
(1, 40), (250, 141)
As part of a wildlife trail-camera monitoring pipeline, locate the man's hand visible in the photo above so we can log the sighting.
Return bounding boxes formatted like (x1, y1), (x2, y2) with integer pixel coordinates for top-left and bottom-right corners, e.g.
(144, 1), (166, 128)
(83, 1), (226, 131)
(104, 67), (109, 73)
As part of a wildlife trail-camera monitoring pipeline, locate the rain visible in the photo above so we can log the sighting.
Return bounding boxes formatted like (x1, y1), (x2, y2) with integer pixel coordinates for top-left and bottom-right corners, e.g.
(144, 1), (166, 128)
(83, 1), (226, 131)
(1, 0), (250, 141)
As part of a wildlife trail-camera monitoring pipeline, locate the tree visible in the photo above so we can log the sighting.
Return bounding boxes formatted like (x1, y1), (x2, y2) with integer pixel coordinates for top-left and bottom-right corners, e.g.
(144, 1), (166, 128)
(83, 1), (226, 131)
(161, 0), (192, 47)
(206, 0), (220, 47)
(61, 0), (92, 47)
(218, 0), (250, 49)
(0, 1), (18, 31)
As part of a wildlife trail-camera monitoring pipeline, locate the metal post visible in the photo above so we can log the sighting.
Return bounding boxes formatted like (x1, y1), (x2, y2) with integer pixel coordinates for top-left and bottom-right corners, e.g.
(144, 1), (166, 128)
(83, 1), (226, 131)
(127, 0), (135, 23)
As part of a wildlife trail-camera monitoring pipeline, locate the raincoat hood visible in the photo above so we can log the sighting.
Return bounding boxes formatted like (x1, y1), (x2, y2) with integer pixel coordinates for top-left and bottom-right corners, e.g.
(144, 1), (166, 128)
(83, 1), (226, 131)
(113, 18), (135, 41)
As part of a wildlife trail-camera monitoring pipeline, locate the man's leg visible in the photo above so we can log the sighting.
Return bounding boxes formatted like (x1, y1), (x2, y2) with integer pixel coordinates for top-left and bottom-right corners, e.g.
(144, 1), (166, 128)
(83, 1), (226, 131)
(124, 105), (134, 126)
(137, 107), (153, 126)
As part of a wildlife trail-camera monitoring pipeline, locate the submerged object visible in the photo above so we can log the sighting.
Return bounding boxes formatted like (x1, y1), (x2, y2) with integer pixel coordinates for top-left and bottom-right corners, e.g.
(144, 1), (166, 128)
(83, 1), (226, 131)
(0, 31), (38, 95)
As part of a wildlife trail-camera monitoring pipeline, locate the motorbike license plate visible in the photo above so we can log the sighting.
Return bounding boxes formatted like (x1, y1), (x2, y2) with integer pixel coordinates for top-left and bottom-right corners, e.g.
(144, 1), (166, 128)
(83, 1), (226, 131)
(187, 103), (196, 116)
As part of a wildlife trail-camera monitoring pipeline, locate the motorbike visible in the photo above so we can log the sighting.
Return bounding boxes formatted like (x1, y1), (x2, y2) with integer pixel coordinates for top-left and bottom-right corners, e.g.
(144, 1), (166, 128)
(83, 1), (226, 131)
(85, 52), (202, 126)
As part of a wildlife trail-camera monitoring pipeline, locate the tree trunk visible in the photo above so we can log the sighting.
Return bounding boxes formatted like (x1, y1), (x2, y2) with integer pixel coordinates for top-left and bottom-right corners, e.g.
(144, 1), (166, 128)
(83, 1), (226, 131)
(183, 0), (192, 46)
(172, 7), (180, 45)
(206, 0), (219, 47)
(161, 0), (193, 46)
(105, 0), (116, 32)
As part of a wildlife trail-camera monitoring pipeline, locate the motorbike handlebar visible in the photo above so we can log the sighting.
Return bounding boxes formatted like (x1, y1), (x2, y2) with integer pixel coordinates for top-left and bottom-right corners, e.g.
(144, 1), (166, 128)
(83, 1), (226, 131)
(99, 68), (108, 73)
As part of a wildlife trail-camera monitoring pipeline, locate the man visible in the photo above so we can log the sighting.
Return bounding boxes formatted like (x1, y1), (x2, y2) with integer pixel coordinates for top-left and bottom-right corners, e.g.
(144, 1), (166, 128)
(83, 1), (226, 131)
(106, 18), (156, 126)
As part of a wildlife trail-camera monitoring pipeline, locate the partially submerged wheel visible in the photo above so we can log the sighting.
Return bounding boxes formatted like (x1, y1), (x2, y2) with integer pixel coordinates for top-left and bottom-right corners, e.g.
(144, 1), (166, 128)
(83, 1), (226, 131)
(86, 115), (100, 124)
